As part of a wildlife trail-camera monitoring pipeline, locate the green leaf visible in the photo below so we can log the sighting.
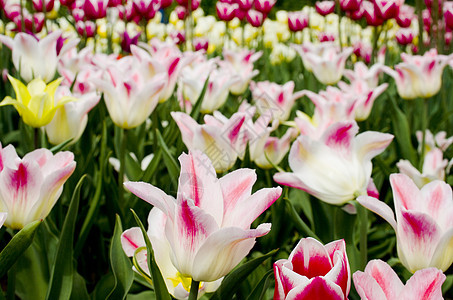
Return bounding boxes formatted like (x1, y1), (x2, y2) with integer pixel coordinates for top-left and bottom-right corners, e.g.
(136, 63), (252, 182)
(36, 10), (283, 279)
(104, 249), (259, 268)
(107, 215), (134, 300)
(49, 138), (73, 153)
(284, 198), (321, 242)
(0, 220), (41, 278)
(245, 269), (273, 300)
(46, 175), (86, 300)
(70, 272), (90, 300)
(389, 95), (417, 165)
(155, 129), (180, 189)
(210, 249), (278, 300)
(189, 75), (210, 121)
(442, 275), (453, 295)
(130, 209), (171, 300)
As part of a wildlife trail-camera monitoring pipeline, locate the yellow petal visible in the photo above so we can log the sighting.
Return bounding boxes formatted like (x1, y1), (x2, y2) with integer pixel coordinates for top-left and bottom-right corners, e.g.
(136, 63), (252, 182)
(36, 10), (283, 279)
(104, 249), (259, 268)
(7, 75), (30, 105)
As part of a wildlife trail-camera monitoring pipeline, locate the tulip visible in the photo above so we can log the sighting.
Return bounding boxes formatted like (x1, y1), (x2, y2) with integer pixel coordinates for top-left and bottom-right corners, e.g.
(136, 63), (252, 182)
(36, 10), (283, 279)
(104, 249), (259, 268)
(32, 0), (55, 12)
(347, 2), (365, 19)
(193, 37), (209, 52)
(235, 0), (253, 10)
(76, 21), (97, 38)
(121, 31), (140, 53)
(216, 2), (238, 21)
(0, 31), (78, 83)
(274, 237), (350, 299)
(171, 111), (247, 172)
(220, 48), (262, 95)
(373, 0), (402, 20)
(318, 32), (336, 42)
(124, 150), (282, 282)
(397, 148), (448, 188)
(254, 0), (276, 15)
(254, 128), (299, 169)
(395, 28), (415, 46)
(296, 42), (353, 85)
(340, 0), (362, 11)
(315, 0), (336, 15)
(246, 9), (265, 27)
(93, 56), (166, 129)
(0, 144), (76, 229)
(353, 259), (445, 300)
(1, 76), (74, 128)
(44, 87), (100, 145)
(122, 208), (222, 299)
(445, 1), (453, 30)
(358, 173), (453, 272)
(362, 1), (384, 26)
(133, 0), (160, 19)
(416, 129), (453, 153)
(274, 121), (393, 205)
(287, 11), (309, 32)
(396, 4), (415, 27)
(383, 49), (453, 99)
(250, 80), (305, 122)
(83, 0), (108, 20)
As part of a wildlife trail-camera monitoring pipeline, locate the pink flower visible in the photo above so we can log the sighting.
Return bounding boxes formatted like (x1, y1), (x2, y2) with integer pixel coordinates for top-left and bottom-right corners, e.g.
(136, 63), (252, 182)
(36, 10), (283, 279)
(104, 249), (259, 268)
(287, 11), (309, 32)
(274, 121), (393, 205)
(254, 0), (276, 15)
(121, 208), (222, 299)
(274, 238), (350, 300)
(246, 9), (265, 27)
(358, 173), (453, 272)
(445, 1), (453, 30)
(124, 150), (282, 282)
(171, 111), (247, 172)
(216, 2), (238, 21)
(32, 0), (55, 12)
(340, 0), (362, 11)
(133, 0), (161, 19)
(395, 28), (415, 46)
(373, 0), (403, 20)
(396, 4), (415, 27)
(83, 0), (108, 20)
(0, 144), (76, 229)
(315, 0), (336, 16)
(250, 80), (305, 122)
(353, 259), (445, 300)
(362, 1), (384, 26)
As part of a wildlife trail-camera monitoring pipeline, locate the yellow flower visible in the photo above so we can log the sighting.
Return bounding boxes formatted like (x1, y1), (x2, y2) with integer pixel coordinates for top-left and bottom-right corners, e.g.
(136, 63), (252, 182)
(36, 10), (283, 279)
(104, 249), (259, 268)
(1, 76), (73, 128)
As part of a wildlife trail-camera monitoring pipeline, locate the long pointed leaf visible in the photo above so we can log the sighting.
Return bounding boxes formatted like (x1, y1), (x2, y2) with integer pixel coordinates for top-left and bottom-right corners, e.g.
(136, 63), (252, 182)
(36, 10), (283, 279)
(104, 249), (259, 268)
(46, 175), (86, 300)
(0, 220), (41, 278)
(107, 215), (134, 300)
(246, 269), (274, 300)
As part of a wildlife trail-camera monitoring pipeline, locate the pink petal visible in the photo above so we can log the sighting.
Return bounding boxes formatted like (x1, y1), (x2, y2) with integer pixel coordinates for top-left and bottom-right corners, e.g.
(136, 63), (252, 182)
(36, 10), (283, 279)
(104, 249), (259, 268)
(354, 131), (394, 163)
(420, 180), (453, 228)
(322, 121), (358, 152)
(166, 199), (219, 278)
(121, 227), (145, 257)
(273, 172), (307, 190)
(324, 240), (350, 296)
(190, 223), (271, 282)
(429, 227), (453, 272)
(353, 270), (387, 300)
(177, 151), (224, 225)
(171, 111), (199, 148)
(274, 260), (310, 299)
(219, 169), (256, 220)
(286, 276), (344, 300)
(390, 173), (422, 215)
(357, 196), (397, 230)
(401, 267), (445, 300)
(363, 259), (404, 299)
(124, 181), (175, 216)
(289, 237), (334, 279)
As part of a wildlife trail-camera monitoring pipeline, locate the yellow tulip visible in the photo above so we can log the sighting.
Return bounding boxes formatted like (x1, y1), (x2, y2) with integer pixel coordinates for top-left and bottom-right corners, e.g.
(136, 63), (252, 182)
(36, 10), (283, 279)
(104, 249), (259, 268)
(1, 76), (73, 128)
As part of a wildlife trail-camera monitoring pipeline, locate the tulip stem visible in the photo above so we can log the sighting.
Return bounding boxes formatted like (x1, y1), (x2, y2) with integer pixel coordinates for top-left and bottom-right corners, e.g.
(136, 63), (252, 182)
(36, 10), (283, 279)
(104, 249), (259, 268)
(188, 279), (200, 300)
(418, 98), (429, 171)
(357, 204), (368, 269)
(118, 128), (127, 211)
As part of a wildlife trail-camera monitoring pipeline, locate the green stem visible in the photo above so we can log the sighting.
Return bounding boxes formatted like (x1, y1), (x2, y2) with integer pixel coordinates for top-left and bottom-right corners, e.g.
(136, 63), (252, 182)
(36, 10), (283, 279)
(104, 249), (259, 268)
(34, 127), (39, 149)
(188, 279), (200, 300)
(357, 204), (368, 270)
(416, 0), (425, 54)
(118, 128), (127, 210)
(418, 98), (429, 170)
(6, 262), (15, 300)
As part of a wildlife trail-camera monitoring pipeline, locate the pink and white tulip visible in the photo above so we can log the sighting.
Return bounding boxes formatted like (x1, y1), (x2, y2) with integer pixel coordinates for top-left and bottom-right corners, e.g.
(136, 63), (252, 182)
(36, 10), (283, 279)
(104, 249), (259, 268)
(287, 11), (309, 32)
(274, 121), (393, 205)
(171, 111), (247, 172)
(315, 0), (336, 16)
(0, 31), (78, 83)
(121, 208), (222, 299)
(274, 237), (350, 300)
(358, 173), (453, 272)
(124, 150), (282, 282)
(353, 259), (445, 300)
(250, 80), (305, 122)
(0, 144), (76, 229)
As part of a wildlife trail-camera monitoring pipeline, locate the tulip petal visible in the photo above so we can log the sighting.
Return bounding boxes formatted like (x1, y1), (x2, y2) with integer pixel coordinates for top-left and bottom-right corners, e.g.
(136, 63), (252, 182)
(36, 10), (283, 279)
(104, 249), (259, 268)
(357, 196), (397, 230)
(121, 227), (145, 257)
(353, 270), (387, 300)
(124, 181), (176, 216)
(429, 227), (453, 272)
(219, 168), (256, 218)
(355, 131), (394, 163)
(390, 173), (422, 214)
(363, 259), (404, 299)
(286, 276), (344, 300)
(171, 111), (198, 148)
(289, 237), (333, 279)
(177, 151), (223, 225)
(273, 172), (308, 190)
(420, 180), (453, 229)
(191, 223), (271, 282)
(322, 121), (358, 153)
(401, 267), (445, 300)
(324, 240), (350, 296)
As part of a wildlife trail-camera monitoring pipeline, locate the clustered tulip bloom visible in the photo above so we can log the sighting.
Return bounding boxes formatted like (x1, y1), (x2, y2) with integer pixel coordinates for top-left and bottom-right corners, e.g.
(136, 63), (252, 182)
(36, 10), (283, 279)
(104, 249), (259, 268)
(274, 237), (350, 299)
(124, 150), (282, 282)
(358, 174), (453, 272)
(0, 144), (76, 229)
(1, 76), (74, 128)
(353, 259), (445, 300)
(274, 121), (393, 205)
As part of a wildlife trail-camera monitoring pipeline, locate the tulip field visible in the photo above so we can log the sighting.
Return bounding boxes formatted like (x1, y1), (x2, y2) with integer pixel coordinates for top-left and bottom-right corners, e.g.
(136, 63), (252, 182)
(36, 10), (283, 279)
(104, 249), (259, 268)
(1, 0), (453, 299)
